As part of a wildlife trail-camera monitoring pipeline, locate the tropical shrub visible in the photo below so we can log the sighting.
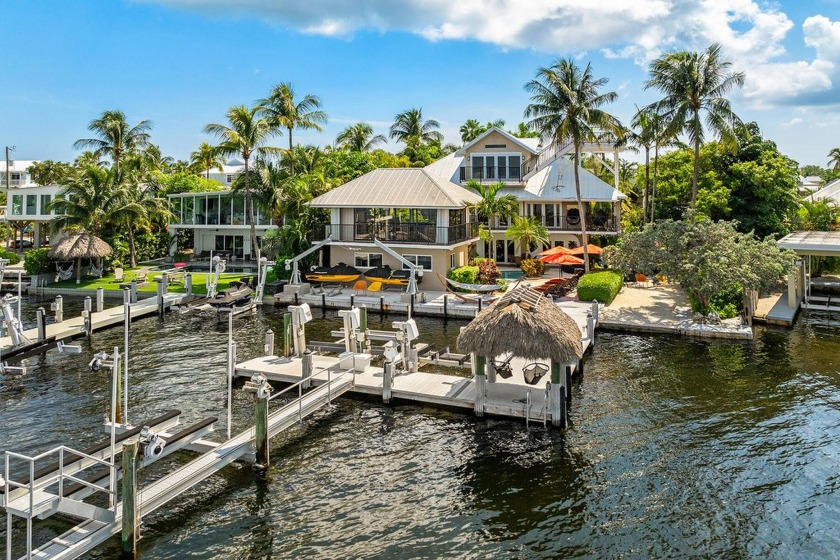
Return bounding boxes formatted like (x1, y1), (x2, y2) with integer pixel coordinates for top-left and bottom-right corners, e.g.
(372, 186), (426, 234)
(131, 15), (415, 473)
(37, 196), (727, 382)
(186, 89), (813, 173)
(477, 259), (501, 284)
(519, 258), (545, 278)
(447, 265), (479, 285)
(23, 248), (53, 275)
(688, 283), (742, 318)
(272, 256), (293, 281)
(0, 249), (21, 265)
(577, 270), (623, 304)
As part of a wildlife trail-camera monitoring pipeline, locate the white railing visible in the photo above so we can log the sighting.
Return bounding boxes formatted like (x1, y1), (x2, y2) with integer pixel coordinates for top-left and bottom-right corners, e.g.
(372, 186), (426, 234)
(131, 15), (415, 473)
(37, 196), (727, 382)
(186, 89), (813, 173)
(266, 366), (356, 423)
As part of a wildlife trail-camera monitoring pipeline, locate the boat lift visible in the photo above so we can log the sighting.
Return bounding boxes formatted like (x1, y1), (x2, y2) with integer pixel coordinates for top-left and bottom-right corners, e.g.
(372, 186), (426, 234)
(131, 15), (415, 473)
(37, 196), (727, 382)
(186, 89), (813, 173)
(372, 238), (423, 297)
(286, 235), (335, 285)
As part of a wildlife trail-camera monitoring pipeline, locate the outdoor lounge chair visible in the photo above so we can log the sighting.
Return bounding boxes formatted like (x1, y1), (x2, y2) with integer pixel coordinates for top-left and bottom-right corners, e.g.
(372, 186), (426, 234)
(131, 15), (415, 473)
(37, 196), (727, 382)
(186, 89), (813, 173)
(114, 267), (124, 282)
(366, 281), (382, 296)
(523, 362), (549, 385)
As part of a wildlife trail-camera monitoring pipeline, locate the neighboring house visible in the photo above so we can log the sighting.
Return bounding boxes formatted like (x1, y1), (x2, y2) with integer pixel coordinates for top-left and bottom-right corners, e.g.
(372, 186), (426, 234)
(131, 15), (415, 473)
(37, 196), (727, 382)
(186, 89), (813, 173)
(167, 190), (276, 259)
(2, 160), (60, 247)
(205, 160), (246, 187)
(806, 178), (840, 205)
(308, 168), (482, 291)
(425, 127), (625, 263)
(799, 175), (825, 196)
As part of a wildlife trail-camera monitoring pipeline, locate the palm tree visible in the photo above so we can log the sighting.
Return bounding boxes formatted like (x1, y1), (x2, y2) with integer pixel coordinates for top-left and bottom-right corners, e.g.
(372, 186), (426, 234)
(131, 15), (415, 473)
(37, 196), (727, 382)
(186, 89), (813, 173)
(511, 122), (540, 138)
(645, 43), (745, 209)
(73, 110), (152, 171)
(630, 107), (655, 222)
(828, 148), (840, 172)
(190, 142), (226, 179)
(336, 122), (386, 152)
(28, 160), (72, 186)
(390, 108), (443, 145)
(524, 58), (623, 272)
(460, 119), (482, 144)
(466, 180), (518, 260)
(505, 216), (549, 259)
(258, 82), (327, 150)
(50, 166), (132, 237)
(204, 105), (281, 261)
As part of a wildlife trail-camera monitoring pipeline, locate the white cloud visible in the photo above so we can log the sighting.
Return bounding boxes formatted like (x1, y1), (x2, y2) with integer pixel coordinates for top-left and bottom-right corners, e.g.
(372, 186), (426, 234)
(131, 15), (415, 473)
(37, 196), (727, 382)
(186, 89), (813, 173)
(146, 0), (840, 108)
(782, 117), (803, 127)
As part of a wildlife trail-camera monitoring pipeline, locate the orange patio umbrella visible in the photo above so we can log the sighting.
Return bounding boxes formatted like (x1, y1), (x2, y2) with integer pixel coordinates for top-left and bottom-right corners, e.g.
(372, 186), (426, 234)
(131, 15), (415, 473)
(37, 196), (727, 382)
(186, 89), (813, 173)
(569, 244), (603, 256)
(539, 253), (585, 265)
(537, 245), (573, 257)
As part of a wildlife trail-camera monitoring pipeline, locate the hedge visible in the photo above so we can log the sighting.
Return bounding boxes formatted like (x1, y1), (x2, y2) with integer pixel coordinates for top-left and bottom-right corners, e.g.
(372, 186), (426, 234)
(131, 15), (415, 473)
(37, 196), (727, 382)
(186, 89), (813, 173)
(577, 270), (623, 304)
(447, 265), (479, 285)
(23, 248), (53, 275)
(0, 248), (21, 266)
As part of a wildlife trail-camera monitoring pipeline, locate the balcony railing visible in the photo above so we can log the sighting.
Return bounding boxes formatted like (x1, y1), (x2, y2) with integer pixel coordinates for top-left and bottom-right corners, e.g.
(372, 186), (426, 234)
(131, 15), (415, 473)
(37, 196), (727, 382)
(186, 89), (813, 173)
(485, 214), (617, 232)
(459, 166), (523, 183)
(312, 222), (480, 245)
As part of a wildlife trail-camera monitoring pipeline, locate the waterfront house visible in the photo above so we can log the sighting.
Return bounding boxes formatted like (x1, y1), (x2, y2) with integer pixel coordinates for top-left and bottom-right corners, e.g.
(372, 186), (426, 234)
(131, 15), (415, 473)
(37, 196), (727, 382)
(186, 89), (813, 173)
(308, 167), (483, 291)
(2, 160), (59, 247)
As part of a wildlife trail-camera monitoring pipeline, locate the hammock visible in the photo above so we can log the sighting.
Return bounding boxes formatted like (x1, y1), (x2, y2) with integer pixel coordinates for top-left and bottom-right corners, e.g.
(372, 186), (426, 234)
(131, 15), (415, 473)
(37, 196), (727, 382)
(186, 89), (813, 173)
(57, 264), (74, 281)
(89, 262), (102, 277)
(443, 276), (505, 293)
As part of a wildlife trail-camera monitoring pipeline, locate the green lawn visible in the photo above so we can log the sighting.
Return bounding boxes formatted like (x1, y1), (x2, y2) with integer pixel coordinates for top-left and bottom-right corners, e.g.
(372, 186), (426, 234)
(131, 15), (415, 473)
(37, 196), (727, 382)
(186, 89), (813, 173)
(51, 268), (250, 295)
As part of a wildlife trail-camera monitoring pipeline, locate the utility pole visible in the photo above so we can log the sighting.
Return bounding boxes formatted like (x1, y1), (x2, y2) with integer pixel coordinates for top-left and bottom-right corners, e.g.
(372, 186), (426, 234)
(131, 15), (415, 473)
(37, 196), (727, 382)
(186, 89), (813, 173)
(4, 145), (14, 248)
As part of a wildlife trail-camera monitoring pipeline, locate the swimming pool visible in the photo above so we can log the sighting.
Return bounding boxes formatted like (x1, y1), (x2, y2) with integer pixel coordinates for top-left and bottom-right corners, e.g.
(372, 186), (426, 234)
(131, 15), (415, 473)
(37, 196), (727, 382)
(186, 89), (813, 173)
(500, 269), (524, 280)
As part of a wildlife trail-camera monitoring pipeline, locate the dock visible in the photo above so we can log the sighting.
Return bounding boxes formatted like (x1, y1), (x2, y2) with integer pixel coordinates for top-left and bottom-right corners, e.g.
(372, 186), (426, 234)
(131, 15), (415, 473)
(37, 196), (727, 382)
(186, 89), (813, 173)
(236, 299), (597, 424)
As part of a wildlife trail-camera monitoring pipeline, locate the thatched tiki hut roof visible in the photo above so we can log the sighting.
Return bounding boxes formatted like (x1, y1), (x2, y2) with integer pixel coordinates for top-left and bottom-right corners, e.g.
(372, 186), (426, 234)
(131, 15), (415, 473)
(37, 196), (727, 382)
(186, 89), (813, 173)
(49, 232), (113, 283)
(457, 285), (582, 365)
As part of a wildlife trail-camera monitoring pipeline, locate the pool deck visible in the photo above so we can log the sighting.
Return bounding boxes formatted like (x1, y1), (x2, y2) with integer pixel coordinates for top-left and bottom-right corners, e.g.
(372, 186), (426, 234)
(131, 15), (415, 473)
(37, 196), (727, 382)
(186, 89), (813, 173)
(599, 285), (754, 340)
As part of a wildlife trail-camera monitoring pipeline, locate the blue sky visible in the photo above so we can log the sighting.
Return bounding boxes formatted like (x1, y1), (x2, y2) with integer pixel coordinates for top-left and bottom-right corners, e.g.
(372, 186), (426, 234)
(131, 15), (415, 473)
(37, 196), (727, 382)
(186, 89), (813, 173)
(3, 0), (840, 167)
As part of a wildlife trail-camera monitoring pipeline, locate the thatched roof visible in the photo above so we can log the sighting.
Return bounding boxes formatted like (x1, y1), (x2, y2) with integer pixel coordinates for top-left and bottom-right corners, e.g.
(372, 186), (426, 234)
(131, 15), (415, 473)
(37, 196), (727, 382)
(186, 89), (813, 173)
(49, 233), (113, 260)
(457, 285), (582, 364)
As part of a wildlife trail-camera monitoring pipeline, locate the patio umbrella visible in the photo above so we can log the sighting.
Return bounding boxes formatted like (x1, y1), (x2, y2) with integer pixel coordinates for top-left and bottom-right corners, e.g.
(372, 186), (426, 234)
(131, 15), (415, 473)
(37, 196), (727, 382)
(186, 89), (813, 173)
(569, 244), (603, 256)
(539, 253), (585, 266)
(49, 232), (113, 284)
(537, 245), (572, 257)
(457, 284), (582, 365)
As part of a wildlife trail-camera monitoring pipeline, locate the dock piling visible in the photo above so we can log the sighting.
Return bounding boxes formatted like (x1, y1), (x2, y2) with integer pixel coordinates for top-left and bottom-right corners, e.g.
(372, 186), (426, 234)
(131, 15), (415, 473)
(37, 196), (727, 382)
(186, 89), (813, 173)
(162, 272), (169, 295)
(577, 357), (584, 378)
(591, 300), (599, 323)
(254, 389), (270, 467)
(586, 311), (595, 347)
(156, 279), (165, 317)
(565, 365), (573, 403)
(283, 313), (292, 357)
(549, 361), (565, 428)
(380, 296), (384, 315)
(264, 330), (275, 356)
(121, 439), (138, 559)
(443, 294), (448, 319)
(36, 307), (46, 341)
(54, 294), (64, 323)
(383, 359), (393, 403)
(474, 354), (486, 417)
(350, 295), (354, 309)
(130, 280), (138, 303)
(123, 288), (130, 425)
(185, 272), (192, 296)
(302, 349), (313, 390)
(96, 286), (104, 313)
(83, 297), (92, 337)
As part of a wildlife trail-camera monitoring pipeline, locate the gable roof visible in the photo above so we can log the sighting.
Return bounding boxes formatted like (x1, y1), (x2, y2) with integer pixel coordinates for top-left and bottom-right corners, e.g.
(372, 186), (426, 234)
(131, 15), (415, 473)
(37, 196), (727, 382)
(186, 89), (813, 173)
(502, 157), (627, 202)
(807, 178), (840, 203)
(455, 127), (541, 156)
(310, 168), (482, 209)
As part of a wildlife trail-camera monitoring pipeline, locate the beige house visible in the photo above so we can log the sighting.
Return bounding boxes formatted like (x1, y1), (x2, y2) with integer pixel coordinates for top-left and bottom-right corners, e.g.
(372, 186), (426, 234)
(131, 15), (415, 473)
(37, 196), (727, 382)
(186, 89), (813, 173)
(308, 168), (482, 291)
(425, 127), (626, 263)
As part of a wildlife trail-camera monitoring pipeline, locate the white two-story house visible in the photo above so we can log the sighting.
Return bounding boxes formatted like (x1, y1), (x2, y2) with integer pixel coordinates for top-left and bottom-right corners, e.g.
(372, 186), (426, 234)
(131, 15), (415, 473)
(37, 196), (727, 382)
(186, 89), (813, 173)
(2, 160), (60, 248)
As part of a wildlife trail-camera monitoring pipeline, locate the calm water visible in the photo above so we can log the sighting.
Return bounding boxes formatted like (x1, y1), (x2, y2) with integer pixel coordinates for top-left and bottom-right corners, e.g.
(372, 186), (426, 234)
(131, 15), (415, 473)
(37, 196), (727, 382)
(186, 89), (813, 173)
(1, 297), (839, 558)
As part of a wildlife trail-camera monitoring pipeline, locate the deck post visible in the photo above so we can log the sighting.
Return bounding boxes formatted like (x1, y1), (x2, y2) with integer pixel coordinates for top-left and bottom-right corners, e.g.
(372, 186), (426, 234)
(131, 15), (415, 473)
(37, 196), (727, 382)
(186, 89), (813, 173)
(787, 271), (797, 308)
(487, 360), (496, 383)
(36, 307), (46, 341)
(162, 272), (169, 295)
(586, 311), (595, 348)
(443, 293), (448, 319)
(156, 279), (164, 317)
(410, 294), (415, 318)
(380, 295), (384, 315)
(550, 361), (565, 428)
(121, 439), (138, 559)
(301, 349), (313, 390)
(283, 313), (292, 357)
(96, 286), (104, 313)
(576, 358), (584, 378)
(565, 365), (573, 403)
(83, 296), (92, 336)
(359, 306), (369, 352)
(130, 280), (138, 303)
(254, 392), (269, 467)
(474, 354), (486, 417)
(410, 347), (419, 373)
(185, 272), (192, 296)
(383, 359), (393, 403)
(264, 330), (275, 356)
(54, 295), (63, 323)
(590, 300), (599, 323)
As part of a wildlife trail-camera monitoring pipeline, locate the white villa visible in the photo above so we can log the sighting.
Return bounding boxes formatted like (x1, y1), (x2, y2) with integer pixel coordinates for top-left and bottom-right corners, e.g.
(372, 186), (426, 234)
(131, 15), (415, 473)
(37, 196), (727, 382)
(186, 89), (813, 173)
(2, 160), (58, 247)
(307, 127), (626, 291)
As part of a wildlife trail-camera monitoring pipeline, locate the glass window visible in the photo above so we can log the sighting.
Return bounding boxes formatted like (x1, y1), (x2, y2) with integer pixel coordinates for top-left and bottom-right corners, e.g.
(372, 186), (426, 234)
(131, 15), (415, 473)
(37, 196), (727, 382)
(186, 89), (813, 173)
(354, 253), (383, 268)
(403, 254), (432, 270)
(497, 156), (507, 179)
(25, 195), (37, 215)
(471, 156), (484, 180)
(10, 173), (21, 181)
(232, 195), (245, 225)
(40, 195), (51, 215)
(448, 209), (464, 227)
(226, 175), (233, 183)
(12, 195), (22, 215)
(170, 198), (181, 225)
(545, 203), (555, 227)
(495, 240), (505, 262)
(532, 204), (542, 222)
(183, 196), (194, 224)
(196, 196), (207, 225)
(509, 155), (521, 179)
(206, 195), (219, 225)
(220, 195), (231, 225)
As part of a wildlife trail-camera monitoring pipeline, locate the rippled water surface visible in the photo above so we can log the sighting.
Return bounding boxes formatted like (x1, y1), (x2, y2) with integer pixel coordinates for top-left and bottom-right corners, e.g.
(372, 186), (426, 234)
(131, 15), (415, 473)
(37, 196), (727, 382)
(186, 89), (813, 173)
(2, 296), (839, 558)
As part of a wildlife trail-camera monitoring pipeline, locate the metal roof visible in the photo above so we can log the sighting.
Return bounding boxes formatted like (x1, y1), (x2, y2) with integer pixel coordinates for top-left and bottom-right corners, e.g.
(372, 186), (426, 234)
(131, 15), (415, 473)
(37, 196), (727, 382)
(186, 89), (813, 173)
(310, 168), (482, 209)
(778, 231), (840, 256)
(806, 178), (840, 203)
(506, 157), (627, 202)
(454, 127), (540, 156)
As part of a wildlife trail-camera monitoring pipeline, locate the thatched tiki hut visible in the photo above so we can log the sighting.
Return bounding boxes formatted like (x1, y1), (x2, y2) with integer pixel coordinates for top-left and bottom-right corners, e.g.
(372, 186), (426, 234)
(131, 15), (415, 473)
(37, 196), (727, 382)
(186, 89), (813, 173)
(457, 285), (582, 427)
(49, 232), (113, 284)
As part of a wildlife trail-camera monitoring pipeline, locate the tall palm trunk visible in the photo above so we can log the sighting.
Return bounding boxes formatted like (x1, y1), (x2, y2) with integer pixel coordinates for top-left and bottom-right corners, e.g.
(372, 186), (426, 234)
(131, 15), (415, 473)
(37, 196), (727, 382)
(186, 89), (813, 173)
(574, 149), (590, 273)
(651, 144), (660, 223)
(642, 146), (650, 223)
(244, 156), (260, 262)
(205, 167), (210, 180)
(288, 127), (293, 150)
(690, 110), (700, 210)
(127, 226), (137, 267)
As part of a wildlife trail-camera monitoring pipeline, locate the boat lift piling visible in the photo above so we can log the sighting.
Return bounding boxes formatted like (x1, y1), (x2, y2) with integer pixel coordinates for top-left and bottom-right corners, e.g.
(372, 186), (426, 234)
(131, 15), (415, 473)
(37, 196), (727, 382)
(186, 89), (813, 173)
(52, 295), (64, 323)
(83, 297), (92, 337)
(96, 287), (104, 313)
(123, 288), (131, 426)
(264, 330), (274, 357)
(121, 439), (138, 559)
(36, 308), (46, 342)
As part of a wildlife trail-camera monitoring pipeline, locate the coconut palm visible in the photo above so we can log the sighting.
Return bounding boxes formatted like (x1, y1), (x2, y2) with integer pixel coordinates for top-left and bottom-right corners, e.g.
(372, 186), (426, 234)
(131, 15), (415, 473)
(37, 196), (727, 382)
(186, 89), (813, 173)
(460, 119), (483, 144)
(258, 82), (327, 150)
(336, 122), (386, 152)
(828, 148), (840, 172)
(204, 105), (281, 261)
(190, 142), (226, 179)
(389, 108), (443, 146)
(466, 179), (518, 260)
(524, 58), (623, 272)
(505, 216), (549, 259)
(28, 160), (72, 186)
(644, 43), (745, 209)
(73, 110), (152, 171)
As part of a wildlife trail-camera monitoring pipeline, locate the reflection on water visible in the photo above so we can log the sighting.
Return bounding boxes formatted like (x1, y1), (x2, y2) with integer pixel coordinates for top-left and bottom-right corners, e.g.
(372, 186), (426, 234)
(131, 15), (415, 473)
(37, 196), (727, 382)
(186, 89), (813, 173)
(1, 297), (839, 558)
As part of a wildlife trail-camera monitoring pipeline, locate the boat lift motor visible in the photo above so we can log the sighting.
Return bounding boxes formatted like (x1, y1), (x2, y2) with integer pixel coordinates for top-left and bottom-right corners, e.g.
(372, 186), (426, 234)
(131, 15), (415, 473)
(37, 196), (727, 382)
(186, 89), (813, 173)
(206, 256), (227, 298)
(288, 303), (313, 357)
(0, 294), (32, 347)
(139, 426), (167, 459)
(338, 308), (361, 353)
(392, 319), (419, 372)
(253, 257), (275, 304)
(244, 373), (274, 399)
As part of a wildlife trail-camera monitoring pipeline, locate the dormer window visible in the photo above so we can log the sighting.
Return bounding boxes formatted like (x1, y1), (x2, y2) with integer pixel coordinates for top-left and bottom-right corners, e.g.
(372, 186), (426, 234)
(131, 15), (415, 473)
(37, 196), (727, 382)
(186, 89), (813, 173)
(485, 144), (507, 149)
(226, 175), (233, 183)
(469, 154), (521, 180)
